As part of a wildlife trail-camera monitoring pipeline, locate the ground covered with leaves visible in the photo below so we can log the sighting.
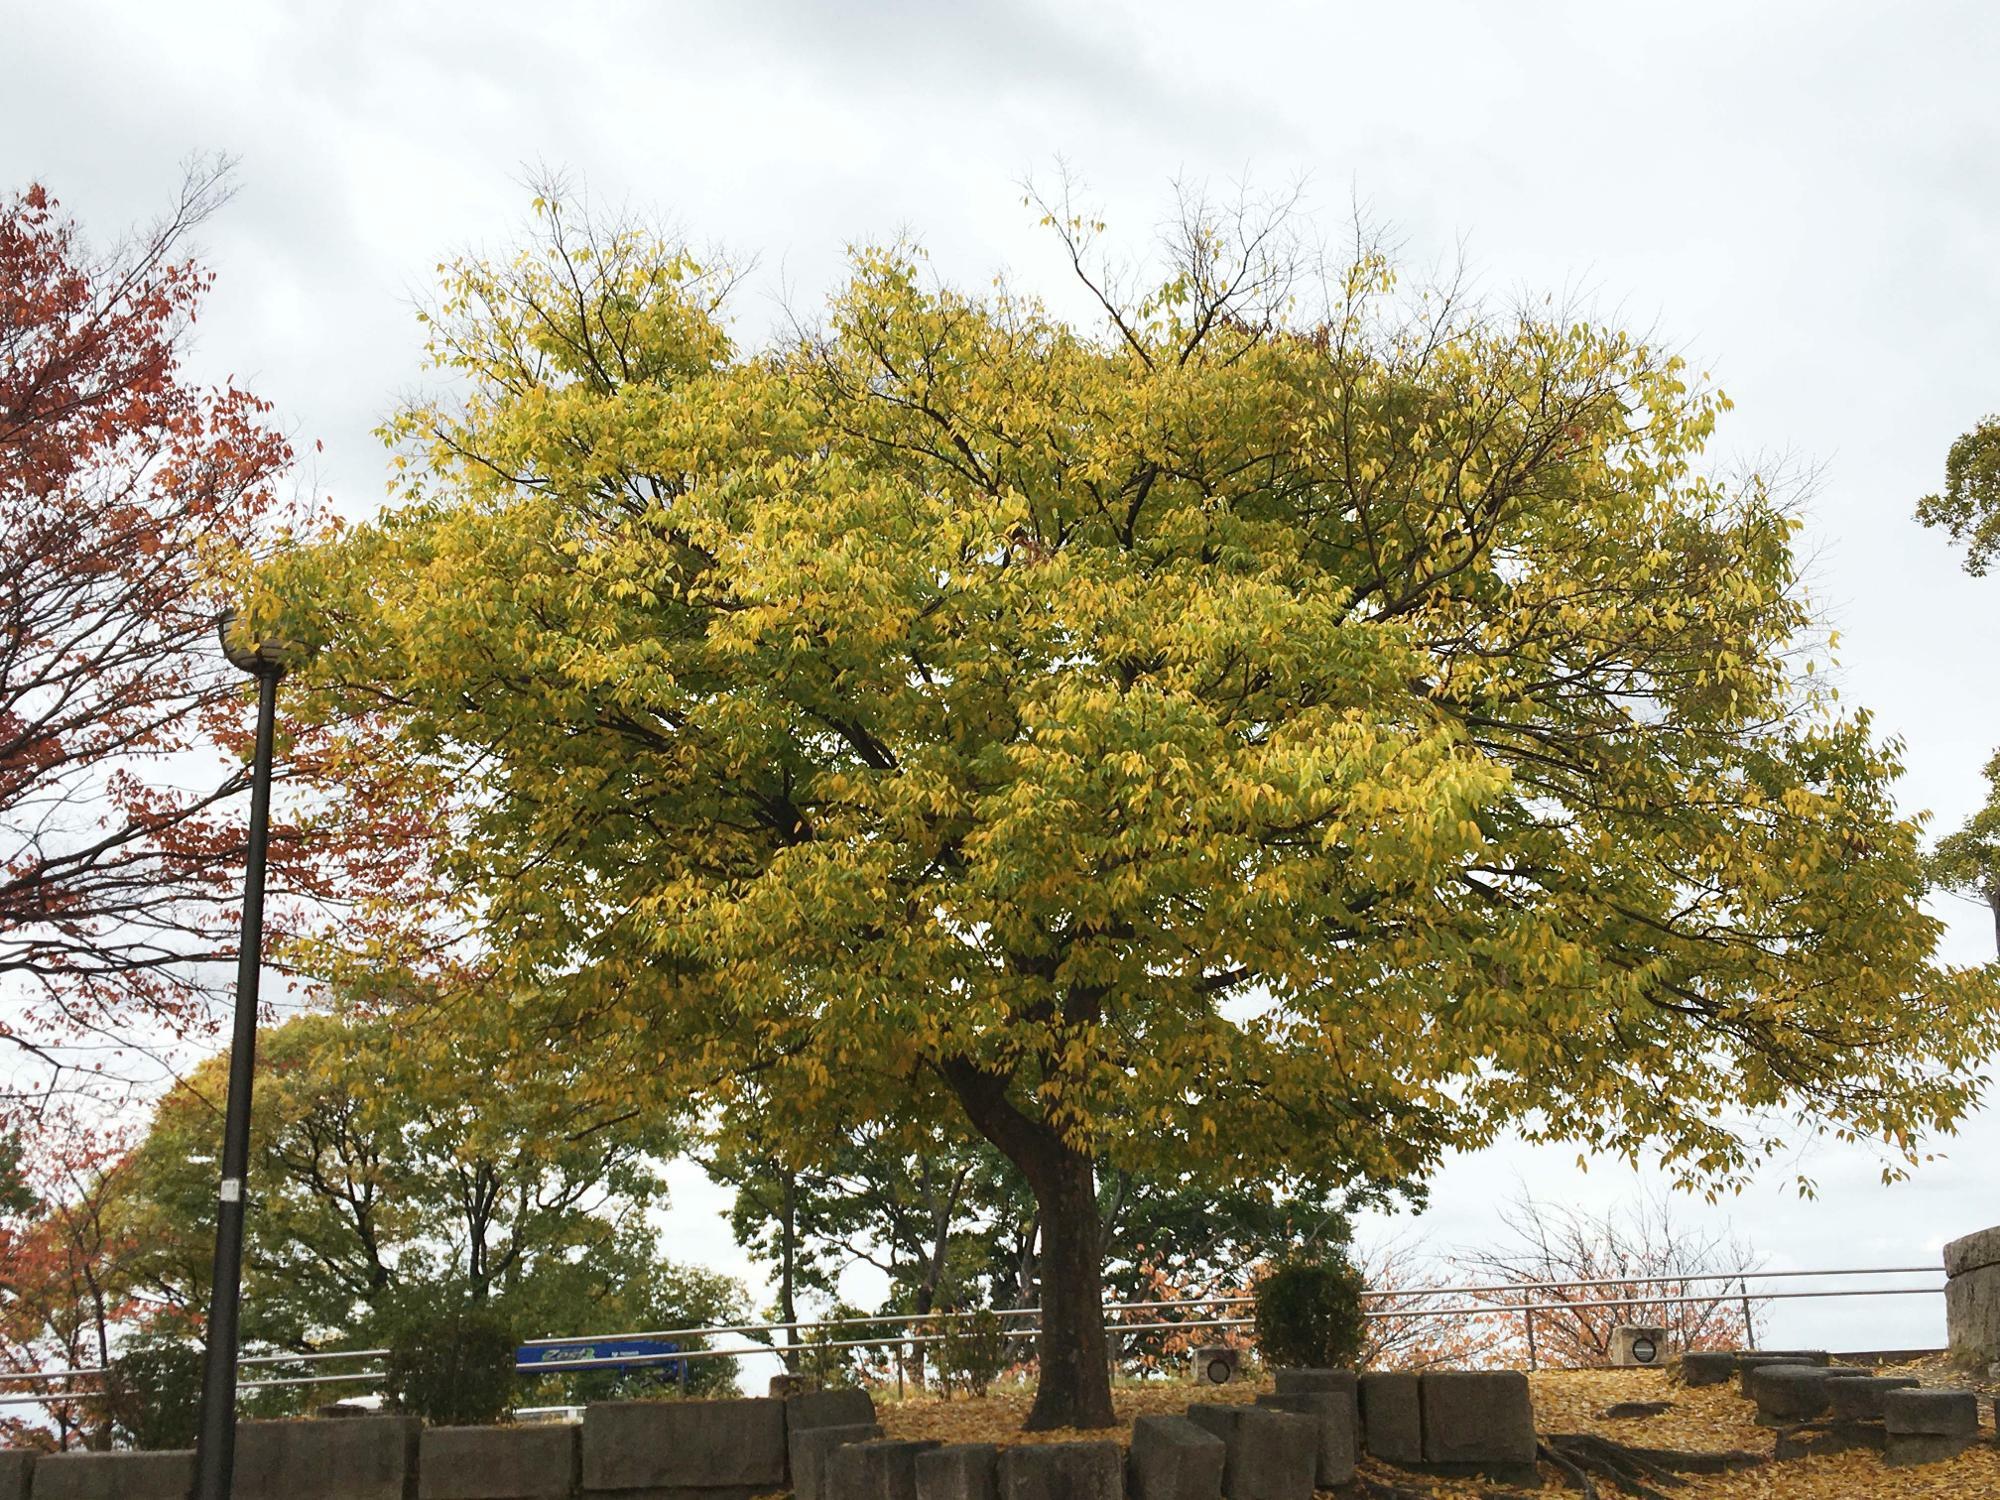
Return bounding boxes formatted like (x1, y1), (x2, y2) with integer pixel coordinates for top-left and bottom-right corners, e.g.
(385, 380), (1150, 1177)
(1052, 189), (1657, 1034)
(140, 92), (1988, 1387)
(875, 1364), (1999, 1497)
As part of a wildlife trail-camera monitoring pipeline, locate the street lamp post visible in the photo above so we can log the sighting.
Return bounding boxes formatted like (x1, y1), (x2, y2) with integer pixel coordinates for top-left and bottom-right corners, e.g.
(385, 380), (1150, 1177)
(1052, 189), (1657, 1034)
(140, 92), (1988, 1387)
(193, 614), (304, 1500)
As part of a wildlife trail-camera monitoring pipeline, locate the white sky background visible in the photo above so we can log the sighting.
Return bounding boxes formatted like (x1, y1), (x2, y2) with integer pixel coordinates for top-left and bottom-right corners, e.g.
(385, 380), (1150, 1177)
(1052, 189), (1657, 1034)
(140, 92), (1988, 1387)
(5, 0), (1998, 1360)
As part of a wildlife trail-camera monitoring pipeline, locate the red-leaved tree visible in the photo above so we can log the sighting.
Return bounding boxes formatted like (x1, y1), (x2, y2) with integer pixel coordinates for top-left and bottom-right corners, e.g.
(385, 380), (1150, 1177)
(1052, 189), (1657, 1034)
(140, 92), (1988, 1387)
(1453, 1190), (1764, 1367)
(0, 1111), (140, 1449)
(1, 164), (449, 1120)
(0, 163), (301, 1112)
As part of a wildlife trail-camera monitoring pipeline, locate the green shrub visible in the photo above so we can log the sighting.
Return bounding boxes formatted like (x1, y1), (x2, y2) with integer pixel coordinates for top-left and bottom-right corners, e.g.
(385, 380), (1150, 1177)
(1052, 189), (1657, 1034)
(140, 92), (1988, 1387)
(1252, 1252), (1368, 1371)
(382, 1297), (519, 1425)
(792, 1301), (895, 1389)
(107, 1332), (204, 1449)
(795, 1320), (857, 1390)
(936, 1308), (1008, 1398)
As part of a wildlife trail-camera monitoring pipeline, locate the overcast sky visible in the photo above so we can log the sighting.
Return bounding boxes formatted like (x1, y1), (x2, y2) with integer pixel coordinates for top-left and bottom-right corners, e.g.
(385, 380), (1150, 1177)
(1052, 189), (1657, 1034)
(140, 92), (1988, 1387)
(6, 0), (1998, 1356)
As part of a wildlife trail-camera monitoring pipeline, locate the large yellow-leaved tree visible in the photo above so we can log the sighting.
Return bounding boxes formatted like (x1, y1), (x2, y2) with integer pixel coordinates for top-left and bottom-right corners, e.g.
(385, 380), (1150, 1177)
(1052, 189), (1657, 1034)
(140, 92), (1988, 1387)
(258, 191), (1998, 1428)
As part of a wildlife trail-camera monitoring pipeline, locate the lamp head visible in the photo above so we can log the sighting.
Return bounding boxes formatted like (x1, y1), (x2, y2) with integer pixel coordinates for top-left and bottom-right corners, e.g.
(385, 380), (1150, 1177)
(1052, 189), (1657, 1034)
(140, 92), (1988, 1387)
(217, 608), (312, 677)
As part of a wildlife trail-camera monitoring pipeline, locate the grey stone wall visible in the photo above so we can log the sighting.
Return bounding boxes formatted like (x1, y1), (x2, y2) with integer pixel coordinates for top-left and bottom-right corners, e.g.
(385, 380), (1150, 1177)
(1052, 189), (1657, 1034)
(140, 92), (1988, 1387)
(29, 1449), (196, 1500)
(0, 1368), (1538, 1500)
(1944, 1225), (2000, 1364)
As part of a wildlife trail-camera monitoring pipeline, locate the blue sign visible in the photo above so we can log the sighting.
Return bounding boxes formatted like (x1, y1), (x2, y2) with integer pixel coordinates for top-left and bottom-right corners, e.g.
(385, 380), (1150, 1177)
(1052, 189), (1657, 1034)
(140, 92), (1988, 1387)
(516, 1339), (682, 1379)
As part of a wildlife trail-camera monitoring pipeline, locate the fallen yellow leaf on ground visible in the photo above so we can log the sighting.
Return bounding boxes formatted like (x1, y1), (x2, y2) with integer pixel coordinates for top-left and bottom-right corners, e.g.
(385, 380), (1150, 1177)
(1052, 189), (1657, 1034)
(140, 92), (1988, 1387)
(872, 1365), (1999, 1496)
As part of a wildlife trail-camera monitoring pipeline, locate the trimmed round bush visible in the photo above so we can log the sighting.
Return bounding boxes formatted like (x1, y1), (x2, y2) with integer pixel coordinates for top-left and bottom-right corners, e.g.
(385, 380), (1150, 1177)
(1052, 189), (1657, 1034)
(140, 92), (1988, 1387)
(383, 1297), (518, 1425)
(1252, 1252), (1367, 1371)
(108, 1333), (204, 1449)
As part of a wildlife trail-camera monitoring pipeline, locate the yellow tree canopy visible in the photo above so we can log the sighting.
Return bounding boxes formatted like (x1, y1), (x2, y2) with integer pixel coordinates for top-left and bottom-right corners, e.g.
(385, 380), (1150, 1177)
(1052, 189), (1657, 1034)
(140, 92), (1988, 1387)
(258, 192), (1998, 1426)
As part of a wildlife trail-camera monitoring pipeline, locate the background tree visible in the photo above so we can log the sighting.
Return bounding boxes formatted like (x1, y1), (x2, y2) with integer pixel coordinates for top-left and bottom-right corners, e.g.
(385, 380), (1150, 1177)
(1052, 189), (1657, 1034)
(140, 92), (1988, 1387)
(0, 1132), (33, 1217)
(1916, 416), (2000, 575)
(705, 1100), (855, 1367)
(715, 1103), (1399, 1382)
(1453, 1189), (1763, 1367)
(113, 991), (723, 1383)
(1095, 1165), (1396, 1375)
(1095, 1164), (1393, 1307)
(0, 164), (293, 1111)
(708, 1112), (981, 1378)
(261, 186), (2000, 1428)
(1351, 1236), (1515, 1372)
(1926, 751), (2000, 957)
(1915, 434), (2000, 954)
(0, 165), (449, 1128)
(0, 1113), (140, 1450)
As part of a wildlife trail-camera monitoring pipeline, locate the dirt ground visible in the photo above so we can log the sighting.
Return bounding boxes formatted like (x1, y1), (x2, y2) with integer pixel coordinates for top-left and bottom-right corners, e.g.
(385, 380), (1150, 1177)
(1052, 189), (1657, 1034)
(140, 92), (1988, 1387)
(873, 1362), (2000, 1497)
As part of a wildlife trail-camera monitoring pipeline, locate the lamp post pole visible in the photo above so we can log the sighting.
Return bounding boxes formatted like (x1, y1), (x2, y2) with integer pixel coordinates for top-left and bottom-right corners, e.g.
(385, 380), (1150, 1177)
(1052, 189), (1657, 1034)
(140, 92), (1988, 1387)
(193, 619), (293, 1500)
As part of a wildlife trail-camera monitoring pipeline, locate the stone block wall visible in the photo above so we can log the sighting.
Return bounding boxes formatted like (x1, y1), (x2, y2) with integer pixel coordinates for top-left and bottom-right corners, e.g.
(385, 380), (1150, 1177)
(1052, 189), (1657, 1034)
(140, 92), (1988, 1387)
(28, 1449), (196, 1500)
(1945, 1225), (2000, 1365)
(580, 1395), (790, 1496)
(235, 1415), (421, 1500)
(0, 1371), (1542, 1499)
(418, 1423), (578, 1499)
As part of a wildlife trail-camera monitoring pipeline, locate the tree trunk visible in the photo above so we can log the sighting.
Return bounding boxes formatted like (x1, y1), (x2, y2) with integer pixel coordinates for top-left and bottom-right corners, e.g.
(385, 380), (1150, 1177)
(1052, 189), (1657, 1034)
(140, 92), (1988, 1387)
(779, 1166), (799, 1374)
(943, 1059), (1115, 1430)
(1016, 1212), (1040, 1309)
(1021, 1139), (1115, 1429)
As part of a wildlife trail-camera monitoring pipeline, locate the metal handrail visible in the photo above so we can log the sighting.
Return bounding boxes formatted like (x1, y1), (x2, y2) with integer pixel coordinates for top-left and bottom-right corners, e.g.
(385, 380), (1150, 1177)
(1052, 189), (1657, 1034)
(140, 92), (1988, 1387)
(0, 1262), (1944, 1403)
(499, 1283), (1948, 1368)
(1361, 1265), (1940, 1300)
(511, 1264), (1940, 1348)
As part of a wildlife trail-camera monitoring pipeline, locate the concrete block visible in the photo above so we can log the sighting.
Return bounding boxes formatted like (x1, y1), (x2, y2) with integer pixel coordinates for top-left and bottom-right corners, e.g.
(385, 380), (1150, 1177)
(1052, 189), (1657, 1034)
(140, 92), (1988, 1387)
(580, 1397), (786, 1492)
(1773, 1425), (1883, 1461)
(0, 1451), (29, 1500)
(1679, 1351), (1738, 1386)
(1181, 1404), (1236, 1440)
(30, 1450), (195, 1500)
(1886, 1432), (1974, 1466)
(1945, 1225), (2000, 1280)
(1948, 1271), (2000, 1364)
(1882, 1388), (1979, 1437)
(1747, 1367), (1831, 1426)
(786, 1388), (877, 1433)
(234, 1416), (421, 1500)
(1608, 1325), (1668, 1367)
(915, 1443), (997, 1500)
(1419, 1371), (1536, 1468)
(1127, 1415), (1223, 1500)
(1356, 1372), (1423, 1465)
(1183, 1406), (1313, 1500)
(789, 1422), (883, 1500)
(1744, 1368), (1824, 1408)
(994, 1442), (1122, 1500)
(1947, 1227), (2000, 1362)
(1255, 1391), (1356, 1486)
(1827, 1375), (1921, 1421)
(1270, 1369), (1356, 1399)
(419, 1424), (578, 1499)
(768, 1374), (810, 1400)
(1739, 1361), (1818, 1404)
(825, 1439), (941, 1500)
(1733, 1352), (1827, 1393)
(1191, 1348), (1239, 1385)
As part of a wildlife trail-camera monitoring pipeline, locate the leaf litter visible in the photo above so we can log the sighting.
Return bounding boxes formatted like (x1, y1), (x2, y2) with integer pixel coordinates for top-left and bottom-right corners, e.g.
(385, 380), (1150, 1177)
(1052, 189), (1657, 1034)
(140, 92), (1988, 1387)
(873, 1366), (1999, 1496)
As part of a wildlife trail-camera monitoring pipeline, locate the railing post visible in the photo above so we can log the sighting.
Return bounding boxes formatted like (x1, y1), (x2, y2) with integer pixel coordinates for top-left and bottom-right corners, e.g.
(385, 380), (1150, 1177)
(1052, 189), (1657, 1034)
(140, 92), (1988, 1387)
(1740, 1276), (1755, 1346)
(1524, 1296), (1538, 1371)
